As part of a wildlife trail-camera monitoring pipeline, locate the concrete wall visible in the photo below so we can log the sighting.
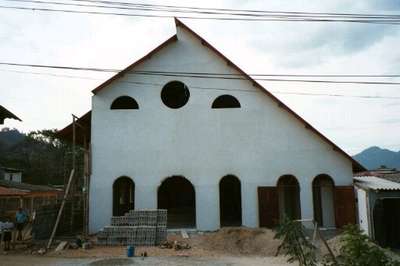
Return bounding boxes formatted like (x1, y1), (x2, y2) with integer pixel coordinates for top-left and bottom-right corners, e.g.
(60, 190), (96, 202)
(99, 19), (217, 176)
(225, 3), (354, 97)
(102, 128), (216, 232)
(89, 24), (354, 233)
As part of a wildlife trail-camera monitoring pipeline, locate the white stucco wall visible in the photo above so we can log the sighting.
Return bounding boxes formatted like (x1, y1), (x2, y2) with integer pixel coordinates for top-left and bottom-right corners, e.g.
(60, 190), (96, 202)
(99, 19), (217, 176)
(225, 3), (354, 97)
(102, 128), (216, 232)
(356, 187), (370, 235)
(89, 24), (354, 233)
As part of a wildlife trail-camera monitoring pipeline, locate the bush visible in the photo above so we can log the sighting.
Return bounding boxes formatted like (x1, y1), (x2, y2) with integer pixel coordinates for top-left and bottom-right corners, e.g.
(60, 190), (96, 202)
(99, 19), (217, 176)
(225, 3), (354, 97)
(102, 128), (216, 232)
(274, 218), (317, 266)
(323, 225), (400, 266)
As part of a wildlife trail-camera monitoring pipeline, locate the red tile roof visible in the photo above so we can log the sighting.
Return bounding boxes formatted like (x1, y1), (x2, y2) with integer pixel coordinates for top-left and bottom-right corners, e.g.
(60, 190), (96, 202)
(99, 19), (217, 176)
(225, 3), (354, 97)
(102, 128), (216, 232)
(0, 186), (28, 196)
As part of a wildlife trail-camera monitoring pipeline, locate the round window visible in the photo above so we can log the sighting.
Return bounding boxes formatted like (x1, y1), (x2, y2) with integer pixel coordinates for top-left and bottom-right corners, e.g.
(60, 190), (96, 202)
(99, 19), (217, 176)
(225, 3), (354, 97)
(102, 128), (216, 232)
(161, 81), (190, 109)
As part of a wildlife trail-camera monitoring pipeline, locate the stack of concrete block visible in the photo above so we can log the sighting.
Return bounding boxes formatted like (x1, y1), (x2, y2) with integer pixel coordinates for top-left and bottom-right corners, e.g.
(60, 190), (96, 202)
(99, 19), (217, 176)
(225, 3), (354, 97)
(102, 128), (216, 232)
(97, 209), (167, 246)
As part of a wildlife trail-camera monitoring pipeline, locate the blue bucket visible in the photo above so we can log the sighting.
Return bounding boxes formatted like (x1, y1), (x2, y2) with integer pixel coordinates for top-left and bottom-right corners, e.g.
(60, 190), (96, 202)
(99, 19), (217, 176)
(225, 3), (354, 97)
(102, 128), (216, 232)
(127, 245), (135, 257)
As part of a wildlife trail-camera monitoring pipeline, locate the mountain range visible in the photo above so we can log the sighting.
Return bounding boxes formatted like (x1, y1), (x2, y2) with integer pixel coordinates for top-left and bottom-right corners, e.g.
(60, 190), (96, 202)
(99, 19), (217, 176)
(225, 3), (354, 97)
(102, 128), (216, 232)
(353, 146), (400, 170)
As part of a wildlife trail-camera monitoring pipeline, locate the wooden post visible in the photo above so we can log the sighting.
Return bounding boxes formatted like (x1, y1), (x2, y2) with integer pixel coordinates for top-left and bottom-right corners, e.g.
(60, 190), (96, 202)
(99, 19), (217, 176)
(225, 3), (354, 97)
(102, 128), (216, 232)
(46, 169), (75, 250)
(316, 224), (338, 265)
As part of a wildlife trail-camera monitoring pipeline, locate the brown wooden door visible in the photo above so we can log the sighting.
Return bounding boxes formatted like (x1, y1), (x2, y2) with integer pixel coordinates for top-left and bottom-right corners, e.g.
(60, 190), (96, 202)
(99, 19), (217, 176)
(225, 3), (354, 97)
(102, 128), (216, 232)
(334, 186), (356, 228)
(258, 187), (279, 228)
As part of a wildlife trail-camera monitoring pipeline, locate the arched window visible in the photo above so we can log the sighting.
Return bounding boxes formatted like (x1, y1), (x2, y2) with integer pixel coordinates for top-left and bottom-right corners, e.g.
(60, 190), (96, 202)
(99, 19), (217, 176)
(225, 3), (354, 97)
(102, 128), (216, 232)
(110, 96), (139, 109)
(113, 176), (135, 216)
(212, 95), (241, 109)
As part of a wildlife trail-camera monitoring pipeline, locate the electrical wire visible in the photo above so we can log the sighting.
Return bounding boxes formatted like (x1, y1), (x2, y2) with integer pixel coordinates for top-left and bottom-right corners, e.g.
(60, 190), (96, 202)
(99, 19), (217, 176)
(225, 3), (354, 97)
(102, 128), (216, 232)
(0, 1), (400, 24)
(69, 0), (400, 19)
(1, 68), (399, 100)
(2, 62), (400, 85)
(5, 0), (400, 20)
(3, 62), (400, 78)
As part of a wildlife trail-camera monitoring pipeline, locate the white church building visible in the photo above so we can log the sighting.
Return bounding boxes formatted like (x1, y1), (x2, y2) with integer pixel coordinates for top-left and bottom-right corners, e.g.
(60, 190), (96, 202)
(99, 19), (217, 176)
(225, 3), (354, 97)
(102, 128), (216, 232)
(58, 19), (364, 234)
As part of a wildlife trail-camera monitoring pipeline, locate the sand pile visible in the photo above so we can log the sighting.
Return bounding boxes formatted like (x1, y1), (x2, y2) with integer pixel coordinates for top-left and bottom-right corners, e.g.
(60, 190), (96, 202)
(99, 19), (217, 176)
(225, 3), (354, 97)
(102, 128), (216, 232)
(197, 227), (281, 256)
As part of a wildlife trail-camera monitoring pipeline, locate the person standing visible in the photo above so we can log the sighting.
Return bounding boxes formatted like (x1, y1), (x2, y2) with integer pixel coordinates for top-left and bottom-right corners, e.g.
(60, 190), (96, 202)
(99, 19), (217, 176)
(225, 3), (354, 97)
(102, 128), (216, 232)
(15, 208), (28, 241)
(1, 220), (13, 251)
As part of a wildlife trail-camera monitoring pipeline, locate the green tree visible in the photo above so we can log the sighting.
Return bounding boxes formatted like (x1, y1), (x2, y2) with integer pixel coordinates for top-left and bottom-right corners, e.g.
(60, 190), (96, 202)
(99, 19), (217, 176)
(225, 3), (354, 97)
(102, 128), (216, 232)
(0, 129), (83, 186)
(275, 218), (317, 266)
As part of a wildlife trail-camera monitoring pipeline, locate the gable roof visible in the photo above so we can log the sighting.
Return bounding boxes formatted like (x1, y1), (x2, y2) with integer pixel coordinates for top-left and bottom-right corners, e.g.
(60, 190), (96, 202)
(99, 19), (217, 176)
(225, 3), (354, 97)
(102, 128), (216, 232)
(0, 105), (21, 124)
(87, 18), (365, 172)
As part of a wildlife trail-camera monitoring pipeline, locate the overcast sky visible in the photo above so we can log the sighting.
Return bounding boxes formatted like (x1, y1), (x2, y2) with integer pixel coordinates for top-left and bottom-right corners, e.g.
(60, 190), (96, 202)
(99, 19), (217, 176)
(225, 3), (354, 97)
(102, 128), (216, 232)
(1, 0), (399, 155)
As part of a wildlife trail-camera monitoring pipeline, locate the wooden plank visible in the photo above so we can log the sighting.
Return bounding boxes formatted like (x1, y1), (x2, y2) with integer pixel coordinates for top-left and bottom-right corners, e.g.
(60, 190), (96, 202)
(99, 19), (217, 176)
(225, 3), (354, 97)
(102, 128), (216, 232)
(46, 169), (75, 250)
(334, 186), (356, 228)
(258, 187), (279, 228)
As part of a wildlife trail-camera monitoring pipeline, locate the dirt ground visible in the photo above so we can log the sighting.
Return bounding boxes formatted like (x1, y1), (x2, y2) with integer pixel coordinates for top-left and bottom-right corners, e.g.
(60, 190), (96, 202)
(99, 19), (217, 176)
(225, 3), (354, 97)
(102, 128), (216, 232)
(0, 228), (294, 265)
(44, 227), (282, 258)
(0, 255), (293, 266)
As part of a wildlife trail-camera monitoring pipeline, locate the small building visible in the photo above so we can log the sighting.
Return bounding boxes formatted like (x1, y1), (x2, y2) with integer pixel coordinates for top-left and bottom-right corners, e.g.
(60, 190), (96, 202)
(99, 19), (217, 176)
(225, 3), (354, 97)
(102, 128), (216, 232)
(0, 179), (63, 219)
(354, 168), (400, 249)
(0, 167), (23, 183)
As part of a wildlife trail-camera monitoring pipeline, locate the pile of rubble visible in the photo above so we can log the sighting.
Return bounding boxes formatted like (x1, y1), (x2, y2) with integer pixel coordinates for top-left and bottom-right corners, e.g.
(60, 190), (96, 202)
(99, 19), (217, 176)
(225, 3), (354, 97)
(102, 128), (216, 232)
(97, 209), (167, 246)
(160, 240), (191, 250)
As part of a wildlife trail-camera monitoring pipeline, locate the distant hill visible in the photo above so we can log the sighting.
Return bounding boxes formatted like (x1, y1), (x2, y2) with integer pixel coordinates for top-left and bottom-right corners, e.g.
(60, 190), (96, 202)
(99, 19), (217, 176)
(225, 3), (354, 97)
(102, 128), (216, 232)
(353, 146), (400, 170)
(0, 128), (25, 151)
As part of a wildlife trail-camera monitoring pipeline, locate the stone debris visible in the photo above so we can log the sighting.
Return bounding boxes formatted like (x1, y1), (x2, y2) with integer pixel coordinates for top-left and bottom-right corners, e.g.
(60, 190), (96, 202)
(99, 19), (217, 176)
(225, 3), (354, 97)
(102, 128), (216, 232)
(55, 241), (69, 252)
(181, 230), (189, 239)
(37, 248), (46, 255)
(159, 240), (191, 250)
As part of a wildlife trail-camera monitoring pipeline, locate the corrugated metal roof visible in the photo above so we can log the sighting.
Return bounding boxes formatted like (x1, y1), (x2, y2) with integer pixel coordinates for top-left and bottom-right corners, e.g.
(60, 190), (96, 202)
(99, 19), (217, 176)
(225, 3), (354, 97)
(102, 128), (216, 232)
(0, 180), (62, 192)
(354, 176), (400, 191)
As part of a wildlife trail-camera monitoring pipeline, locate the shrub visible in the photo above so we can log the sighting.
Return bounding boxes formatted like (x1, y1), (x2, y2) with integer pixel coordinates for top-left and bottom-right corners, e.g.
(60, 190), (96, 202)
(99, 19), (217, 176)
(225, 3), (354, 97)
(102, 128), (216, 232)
(323, 225), (400, 266)
(274, 218), (317, 266)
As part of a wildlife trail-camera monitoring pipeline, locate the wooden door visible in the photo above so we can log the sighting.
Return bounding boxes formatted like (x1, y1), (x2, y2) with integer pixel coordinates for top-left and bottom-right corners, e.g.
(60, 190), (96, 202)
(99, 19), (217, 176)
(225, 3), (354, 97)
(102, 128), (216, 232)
(258, 187), (279, 228)
(334, 186), (356, 228)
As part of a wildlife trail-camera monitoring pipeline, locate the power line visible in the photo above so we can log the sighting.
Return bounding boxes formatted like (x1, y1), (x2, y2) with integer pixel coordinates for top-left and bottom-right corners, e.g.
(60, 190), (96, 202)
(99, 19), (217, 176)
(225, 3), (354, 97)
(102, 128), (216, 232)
(5, 0), (400, 20)
(0, 2), (400, 24)
(126, 71), (400, 85)
(1, 68), (400, 100)
(68, 0), (400, 19)
(2, 62), (400, 77)
(1, 62), (400, 85)
(0, 62), (118, 72)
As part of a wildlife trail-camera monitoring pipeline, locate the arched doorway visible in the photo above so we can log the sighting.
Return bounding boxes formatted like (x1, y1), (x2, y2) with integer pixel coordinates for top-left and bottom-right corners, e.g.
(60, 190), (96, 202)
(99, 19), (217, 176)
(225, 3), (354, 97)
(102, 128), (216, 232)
(312, 174), (335, 228)
(277, 175), (301, 222)
(219, 175), (242, 226)
(158, 176), (196, 228)
(113, 176), (135, 216)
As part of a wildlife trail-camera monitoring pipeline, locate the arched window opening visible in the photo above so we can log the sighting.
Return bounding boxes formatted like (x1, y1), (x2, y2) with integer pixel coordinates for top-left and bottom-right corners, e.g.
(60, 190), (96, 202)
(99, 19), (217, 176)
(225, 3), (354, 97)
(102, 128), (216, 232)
(277, 175), (301, 222)
(212, 95), (241, 109)
(161, 81), (190, 109)
(110, 96), (139, 109)
(158, 176), (195, 228)
(312, 174), (335, 228)
(219, 175), (242, 226)
(113, 176), (135, 216)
